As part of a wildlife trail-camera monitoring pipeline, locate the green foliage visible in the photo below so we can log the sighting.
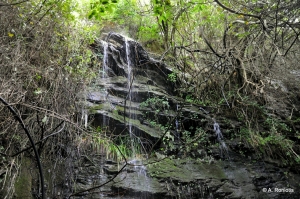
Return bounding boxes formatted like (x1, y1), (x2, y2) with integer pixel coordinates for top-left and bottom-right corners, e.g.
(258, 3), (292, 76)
(264, 117), (291, 133)
(162, 131), (176, 152)
(113, 0), (162, 43)
(91, 130), (132, 161)
(181, 127), (206, 152)
(167, 72), (177, 83)
(64, 48), (97, 80)
(152, 0), (172, 22)
(88, 0), (119, 20)
(241, 120), (298, 166)
(140, 96), (170, 113)
(160, 125), (208, 156)
(185, 94), (207, 105)
(138, 22), (161, 44)
(35, 73), (42, 81)
(113, 0), (137, 22)
(185, 94), (195, 103)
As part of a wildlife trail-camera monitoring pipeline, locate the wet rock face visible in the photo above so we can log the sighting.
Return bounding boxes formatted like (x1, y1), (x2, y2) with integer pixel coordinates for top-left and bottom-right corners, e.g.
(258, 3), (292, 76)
(71, 33), (300, 199)
(94, 32), (174, 94)
(66, 151), (300, 199)
(86, 32), (211, 146)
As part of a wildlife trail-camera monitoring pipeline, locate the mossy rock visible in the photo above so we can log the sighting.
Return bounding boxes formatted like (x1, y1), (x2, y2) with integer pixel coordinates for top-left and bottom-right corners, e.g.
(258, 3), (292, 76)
(14, 157), (33, 198)
(147, 158), (226, 182)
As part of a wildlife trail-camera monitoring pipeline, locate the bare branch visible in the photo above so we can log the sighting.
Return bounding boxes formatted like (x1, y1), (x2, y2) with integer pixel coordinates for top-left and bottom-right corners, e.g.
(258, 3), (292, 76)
(11, 121), (65, 157)
(0, 97), (45, 199)
(68, 143), (128, 198)
(199, 28), (224, 58)
(214, 0), (261, 20)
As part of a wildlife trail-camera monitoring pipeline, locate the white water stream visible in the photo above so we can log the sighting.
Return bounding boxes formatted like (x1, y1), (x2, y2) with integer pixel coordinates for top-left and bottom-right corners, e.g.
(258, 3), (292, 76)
(124, 37), (150, 192)
(98, 35), (153, 198)
(213, 118), (229, 159)
(102, 40), (108, 78)
(125, 37), (136, 156)
(101, 40), (109, 128)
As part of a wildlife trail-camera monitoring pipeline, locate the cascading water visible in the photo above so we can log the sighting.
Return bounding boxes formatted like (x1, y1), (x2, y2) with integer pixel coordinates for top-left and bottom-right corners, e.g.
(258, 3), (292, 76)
(175, 104), (180, 142)
(124, 37), (149, 157)
(101, 40), (109, 128)
(124, 37), (152, 197)
(102, 40), (108, 78)
(125, 37), (132, 120)
(213, 118), (229, 159)
(125, 37), (136, 156)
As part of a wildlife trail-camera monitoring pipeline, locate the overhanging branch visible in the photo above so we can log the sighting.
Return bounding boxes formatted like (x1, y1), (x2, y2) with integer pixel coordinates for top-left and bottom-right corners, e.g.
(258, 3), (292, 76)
(214, 0), (261, 20)
(0, 97), (45, 199)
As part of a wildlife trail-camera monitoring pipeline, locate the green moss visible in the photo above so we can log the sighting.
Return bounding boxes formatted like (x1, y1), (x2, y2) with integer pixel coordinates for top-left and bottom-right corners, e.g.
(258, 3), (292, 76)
(88, 102), (162, 138)
(147, 158), (226, 182)
(88, 104), (105, 114)
(108, 109), (161, 138)
(14, 157), (32, 198)
(115, 105), (124, 112)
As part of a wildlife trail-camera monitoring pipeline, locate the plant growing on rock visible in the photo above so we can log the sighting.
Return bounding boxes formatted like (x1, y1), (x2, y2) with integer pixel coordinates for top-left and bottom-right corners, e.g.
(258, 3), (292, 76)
(167, 72), (177, 83)
(140, 96), (170, 123)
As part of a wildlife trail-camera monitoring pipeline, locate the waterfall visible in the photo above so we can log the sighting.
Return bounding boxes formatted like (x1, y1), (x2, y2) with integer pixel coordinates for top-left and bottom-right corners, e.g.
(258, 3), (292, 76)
(101, 40), (108, 78)
(175, 104), (180, 142)
(125, 37), (132, 113)
(213, 118), (229, 159)
(125, 38), (132, 81)
(124, 38), (150, 192)
(102, 40), (108, 128)
(125, 37), (136, 156)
